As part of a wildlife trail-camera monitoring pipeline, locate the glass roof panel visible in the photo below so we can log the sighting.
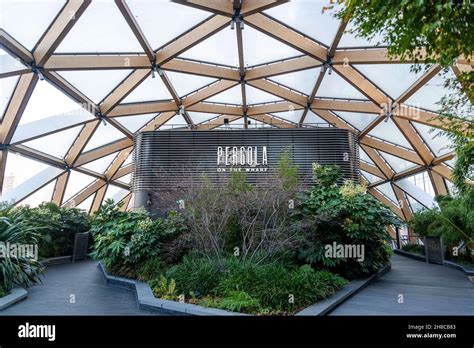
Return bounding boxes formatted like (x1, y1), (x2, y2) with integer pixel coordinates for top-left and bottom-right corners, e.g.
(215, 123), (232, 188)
(179, 27), (238, 67)
(404, 171), (436, 198)
(205, 85), (242, 104)
(0, 0), (66, 50)
(123, 152), (132, 166)
(188, 112), (221, 124)
(243, 26), (301, 67)
(378, 151), (418, 173)
(166, 71), (216, 97)
(338, 21), (388, 48)
(264, 0), (341, 46)
(0, 75), (19, 121)
(368, 118), (412, 149)
(246, 85), (282, 104)
(125, 0), (210, 50)
(83, 122), (126, 152)
(121, 75), (173, 103)
(304, 111), (330, 126)
(361, 171), (383, 184)
(2, 152), (49, 194)
(317, 71), (369, 100)
(412, 122), (453, 156)
(76, 194), (94, 213)
(160, 114), (187, 130)
(63, 170), (95, 202)
(56, 0), (143, 53)
(270, 110), (304, 123)
(19, 79), (93, 125)
(333, 111), (378, 131)
(269, 67), (321, 95)
(115, 113), (157, 133)
(21, 125), (82, 159)
(18, 180), (55, 208)
(376, 182), (398, 204)
(407, 195), (425, 213)
(82, 152), (118, 174)
(359, 147), (375, 165)
(117, 173), (132, 186)
(405, 70), (471, 114)
(58, 70), (132, 104)
(0, 49), (26, 74)
(104, 185), (128, 203)
(354, 64), (425, 100)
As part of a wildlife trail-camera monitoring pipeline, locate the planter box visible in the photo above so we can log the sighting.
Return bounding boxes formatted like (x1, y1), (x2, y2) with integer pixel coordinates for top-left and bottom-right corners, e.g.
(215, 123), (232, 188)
(0, 287), (27, 311)
(98, 262), (247, 316)
(99, 262), (390, 316)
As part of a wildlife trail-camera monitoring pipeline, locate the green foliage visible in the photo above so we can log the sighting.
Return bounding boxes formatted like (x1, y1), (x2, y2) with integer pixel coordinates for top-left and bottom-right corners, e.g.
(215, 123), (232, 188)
(165, 255), (223, 295)
(16, 202), (91, 258)
(294, 164), (399, 278)
(0, 204), (44, 293)
(91, 199), (163, 272)
(215, 290), (261, 313)
(401, 244), (425, 256)
(277, 148), (299, 191)
(151, 255), (347, 314)
(409, 187), (474, 260)
(215, 261), (347, 313)
(149, 275), (178, 300)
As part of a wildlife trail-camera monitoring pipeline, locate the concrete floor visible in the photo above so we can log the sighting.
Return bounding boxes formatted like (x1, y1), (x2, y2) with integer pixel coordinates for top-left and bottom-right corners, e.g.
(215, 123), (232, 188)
(330, 254), (474, 315)
(0, 260), (158, 315)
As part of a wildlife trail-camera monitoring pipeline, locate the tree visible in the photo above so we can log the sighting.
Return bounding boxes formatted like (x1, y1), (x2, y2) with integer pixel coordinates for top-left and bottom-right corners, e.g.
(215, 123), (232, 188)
(335, 0), (473, 192)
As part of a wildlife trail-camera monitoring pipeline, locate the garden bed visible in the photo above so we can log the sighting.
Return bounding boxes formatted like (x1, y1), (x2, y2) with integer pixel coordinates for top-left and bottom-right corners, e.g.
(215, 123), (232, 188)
(99, 262), (390, 316)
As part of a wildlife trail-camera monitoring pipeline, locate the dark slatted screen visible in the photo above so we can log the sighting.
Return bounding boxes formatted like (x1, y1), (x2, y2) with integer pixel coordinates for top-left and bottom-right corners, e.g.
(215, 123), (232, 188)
(132, 129), (359, 213)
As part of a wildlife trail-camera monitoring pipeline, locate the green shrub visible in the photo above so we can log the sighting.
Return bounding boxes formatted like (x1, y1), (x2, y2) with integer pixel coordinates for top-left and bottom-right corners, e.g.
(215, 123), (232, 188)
(293, 164), (399, 279)
(216, 290), (261, 313)
(401, 244), (425, 255)
(0, 205), (44, 293)
(215, 261), (347, 313)
(135, 258), (165, 281)
(165, 256), (223, 295)
(91, 200), (162, 271)
(149, 275), (178, 300)
(13, 202), (90, 258)
(409, 188), (474, 261)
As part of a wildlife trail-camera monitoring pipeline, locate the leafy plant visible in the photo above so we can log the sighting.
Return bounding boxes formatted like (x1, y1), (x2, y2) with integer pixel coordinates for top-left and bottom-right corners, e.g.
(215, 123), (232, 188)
(91, 199), (162, 272)
(401, 244), (425, 256)
(294, 164), (399, 278)
(150, 275), (178, 300)
(165, 255), (223, 295)
(16, 202), (91, 258)
(0, 205), (44, 293)
(215, 290), (261, 313)
(409, 187), (474, 261)
(215, 260), (347, 313)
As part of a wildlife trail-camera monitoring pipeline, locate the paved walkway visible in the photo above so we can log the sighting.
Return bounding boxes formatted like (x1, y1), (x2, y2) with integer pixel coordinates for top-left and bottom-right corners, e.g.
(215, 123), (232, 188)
(0, 260), (158, 315)
(330, 254), (474, 315)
